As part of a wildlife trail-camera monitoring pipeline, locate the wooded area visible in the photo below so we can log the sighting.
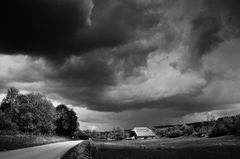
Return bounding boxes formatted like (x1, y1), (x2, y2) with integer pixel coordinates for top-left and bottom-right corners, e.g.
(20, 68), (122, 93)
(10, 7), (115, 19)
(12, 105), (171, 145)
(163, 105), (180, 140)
(0, 87), (80, 138)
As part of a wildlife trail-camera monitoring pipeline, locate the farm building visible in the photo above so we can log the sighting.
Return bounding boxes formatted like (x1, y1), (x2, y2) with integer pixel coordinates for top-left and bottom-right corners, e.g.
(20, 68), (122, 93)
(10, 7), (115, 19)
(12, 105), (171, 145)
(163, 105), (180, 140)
(129, 127), (155, 139)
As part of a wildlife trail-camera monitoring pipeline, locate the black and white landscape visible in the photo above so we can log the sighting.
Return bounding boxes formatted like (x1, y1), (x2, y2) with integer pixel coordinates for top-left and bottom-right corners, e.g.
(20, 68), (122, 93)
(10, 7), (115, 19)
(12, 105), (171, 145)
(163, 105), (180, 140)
(0, 0), (240, 159)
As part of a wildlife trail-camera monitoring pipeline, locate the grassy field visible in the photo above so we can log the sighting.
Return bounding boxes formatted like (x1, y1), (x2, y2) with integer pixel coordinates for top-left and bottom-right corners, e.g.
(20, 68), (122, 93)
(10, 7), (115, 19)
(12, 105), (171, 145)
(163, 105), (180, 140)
(90, 135), (240, 159)
(0, 135), (70, 151)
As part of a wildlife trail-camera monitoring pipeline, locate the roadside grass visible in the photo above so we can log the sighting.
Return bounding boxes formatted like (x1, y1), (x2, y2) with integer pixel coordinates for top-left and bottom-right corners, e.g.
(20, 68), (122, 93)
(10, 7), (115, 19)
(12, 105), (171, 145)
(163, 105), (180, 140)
(0, 135), (70, 151)
(91, 135), (240, 159)
(61, 140), (91, 159)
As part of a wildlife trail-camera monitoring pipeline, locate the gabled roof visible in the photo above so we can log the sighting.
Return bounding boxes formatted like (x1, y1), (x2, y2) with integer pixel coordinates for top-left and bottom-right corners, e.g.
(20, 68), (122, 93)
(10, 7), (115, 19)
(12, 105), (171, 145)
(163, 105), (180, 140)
(132, 127), (155, 137)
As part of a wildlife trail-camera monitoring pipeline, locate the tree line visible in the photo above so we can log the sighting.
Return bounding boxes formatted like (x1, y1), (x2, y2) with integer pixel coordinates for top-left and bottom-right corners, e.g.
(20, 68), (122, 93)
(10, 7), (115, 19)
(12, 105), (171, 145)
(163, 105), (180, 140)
(0, 87), (81, 138)
(152, 114), (240, 138)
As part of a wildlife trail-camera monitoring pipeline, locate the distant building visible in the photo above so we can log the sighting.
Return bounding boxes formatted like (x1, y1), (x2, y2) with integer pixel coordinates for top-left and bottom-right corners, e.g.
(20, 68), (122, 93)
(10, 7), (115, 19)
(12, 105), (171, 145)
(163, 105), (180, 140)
(129, 127), (155, 139)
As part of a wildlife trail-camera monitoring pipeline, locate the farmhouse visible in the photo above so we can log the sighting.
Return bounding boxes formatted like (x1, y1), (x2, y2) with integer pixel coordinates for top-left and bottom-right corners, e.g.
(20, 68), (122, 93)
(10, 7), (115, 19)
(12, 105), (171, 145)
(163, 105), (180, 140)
(129, 127), (155, 139)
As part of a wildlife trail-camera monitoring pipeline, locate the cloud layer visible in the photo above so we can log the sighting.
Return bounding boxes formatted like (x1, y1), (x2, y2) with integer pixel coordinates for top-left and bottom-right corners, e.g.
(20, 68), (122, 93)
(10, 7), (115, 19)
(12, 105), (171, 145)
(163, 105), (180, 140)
(0, 0), (240, 128)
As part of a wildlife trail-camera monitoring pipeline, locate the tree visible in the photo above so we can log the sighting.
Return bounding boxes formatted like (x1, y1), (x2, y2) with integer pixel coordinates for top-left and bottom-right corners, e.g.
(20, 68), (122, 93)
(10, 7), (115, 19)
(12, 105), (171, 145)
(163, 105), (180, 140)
(0, 87), (21, 135)
(167, 126), (183, 138)
(112, 127), (125, 140)
(55, 104), (79, 137)
(180, 124), (194, 136)
(209, 120), (228, 137)
(1, 87), (19, 107)
(73, 129), (89, 140)
(0, 110), (19, 135)
(206, 112), (216, 121)
(0, 87), (20, 122)
(16, 93), (56, 134)
(83, 129), (92, 138)
(91, 130), (100, 138)
(0, 88), (56, 135)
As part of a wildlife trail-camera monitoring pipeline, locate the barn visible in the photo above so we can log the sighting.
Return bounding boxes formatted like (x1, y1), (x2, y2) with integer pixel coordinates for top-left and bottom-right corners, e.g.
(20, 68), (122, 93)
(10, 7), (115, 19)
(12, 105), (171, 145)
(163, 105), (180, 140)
(129, 127), (155, 139)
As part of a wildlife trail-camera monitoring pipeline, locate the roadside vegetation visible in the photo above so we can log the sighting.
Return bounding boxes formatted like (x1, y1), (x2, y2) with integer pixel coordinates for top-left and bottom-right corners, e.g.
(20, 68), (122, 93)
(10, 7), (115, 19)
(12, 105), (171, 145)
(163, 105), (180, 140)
(0, 87), (88, 151)
(61, 140), (91, 159)
(0, 135), (69, 151)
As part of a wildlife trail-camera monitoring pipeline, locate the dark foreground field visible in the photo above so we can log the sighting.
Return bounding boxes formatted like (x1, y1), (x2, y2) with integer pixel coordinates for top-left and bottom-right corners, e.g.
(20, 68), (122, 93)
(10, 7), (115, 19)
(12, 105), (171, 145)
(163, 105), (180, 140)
(0, 135), (70, 151)
(90, 136), (240, 159)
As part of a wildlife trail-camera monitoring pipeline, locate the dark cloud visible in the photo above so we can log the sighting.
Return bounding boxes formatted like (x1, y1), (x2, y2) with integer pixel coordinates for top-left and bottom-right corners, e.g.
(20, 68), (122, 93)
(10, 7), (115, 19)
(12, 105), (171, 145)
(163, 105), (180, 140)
(169, 0), (240, 72)
(80, 94), (208, 113)
(0, 0), (92, 58)
(1, 0), (240, 117)
(50, 55), (115, 105)
(198, 0), (240, 51)
(191, 0), (240, 54)
(190, 15), (222, 58)
(0, 0), (160, 64)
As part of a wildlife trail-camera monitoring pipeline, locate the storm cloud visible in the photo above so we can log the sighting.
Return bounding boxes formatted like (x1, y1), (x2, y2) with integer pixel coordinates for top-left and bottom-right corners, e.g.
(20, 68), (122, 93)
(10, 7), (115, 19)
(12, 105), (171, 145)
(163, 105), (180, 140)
(0, 0), (160, 63)
(1, 0), (240, 129)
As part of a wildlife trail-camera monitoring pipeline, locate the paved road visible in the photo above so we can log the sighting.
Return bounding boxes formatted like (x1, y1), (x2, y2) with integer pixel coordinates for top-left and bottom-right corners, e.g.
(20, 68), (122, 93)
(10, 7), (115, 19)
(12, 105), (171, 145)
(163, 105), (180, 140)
(0, 140), (82, 159)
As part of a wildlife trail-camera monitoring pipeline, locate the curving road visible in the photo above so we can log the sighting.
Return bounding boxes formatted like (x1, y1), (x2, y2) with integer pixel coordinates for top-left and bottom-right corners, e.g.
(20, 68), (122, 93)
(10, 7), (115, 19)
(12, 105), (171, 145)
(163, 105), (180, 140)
(0, 140), (82, 159)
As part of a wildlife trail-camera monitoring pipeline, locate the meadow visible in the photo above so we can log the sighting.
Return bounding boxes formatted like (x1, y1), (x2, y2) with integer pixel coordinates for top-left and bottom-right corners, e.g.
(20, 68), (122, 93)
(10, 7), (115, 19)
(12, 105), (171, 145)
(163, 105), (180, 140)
(90, 135), (240, 159)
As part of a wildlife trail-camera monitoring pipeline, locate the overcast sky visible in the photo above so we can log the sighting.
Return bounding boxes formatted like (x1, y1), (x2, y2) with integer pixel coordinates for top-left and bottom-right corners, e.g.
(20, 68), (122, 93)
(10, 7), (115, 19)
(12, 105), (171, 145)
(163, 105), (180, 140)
(0, 0), (240, 131)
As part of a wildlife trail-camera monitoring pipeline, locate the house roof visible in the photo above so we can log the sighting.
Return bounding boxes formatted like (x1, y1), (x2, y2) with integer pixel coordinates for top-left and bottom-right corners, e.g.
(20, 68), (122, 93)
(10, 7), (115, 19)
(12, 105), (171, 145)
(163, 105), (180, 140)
(132, 127), (155, 137)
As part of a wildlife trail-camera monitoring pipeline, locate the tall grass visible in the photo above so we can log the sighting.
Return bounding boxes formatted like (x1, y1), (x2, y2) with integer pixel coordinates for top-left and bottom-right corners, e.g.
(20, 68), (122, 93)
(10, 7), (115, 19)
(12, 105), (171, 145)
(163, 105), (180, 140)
(0, 135), (70, 151)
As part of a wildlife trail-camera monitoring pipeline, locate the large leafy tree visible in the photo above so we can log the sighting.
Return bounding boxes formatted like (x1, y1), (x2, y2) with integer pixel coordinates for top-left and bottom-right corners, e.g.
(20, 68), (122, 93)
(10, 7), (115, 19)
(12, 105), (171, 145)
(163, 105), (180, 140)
(55, 104), (79, 137)
(0, 87), (56, 135)
(16, 93), (57, 134)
